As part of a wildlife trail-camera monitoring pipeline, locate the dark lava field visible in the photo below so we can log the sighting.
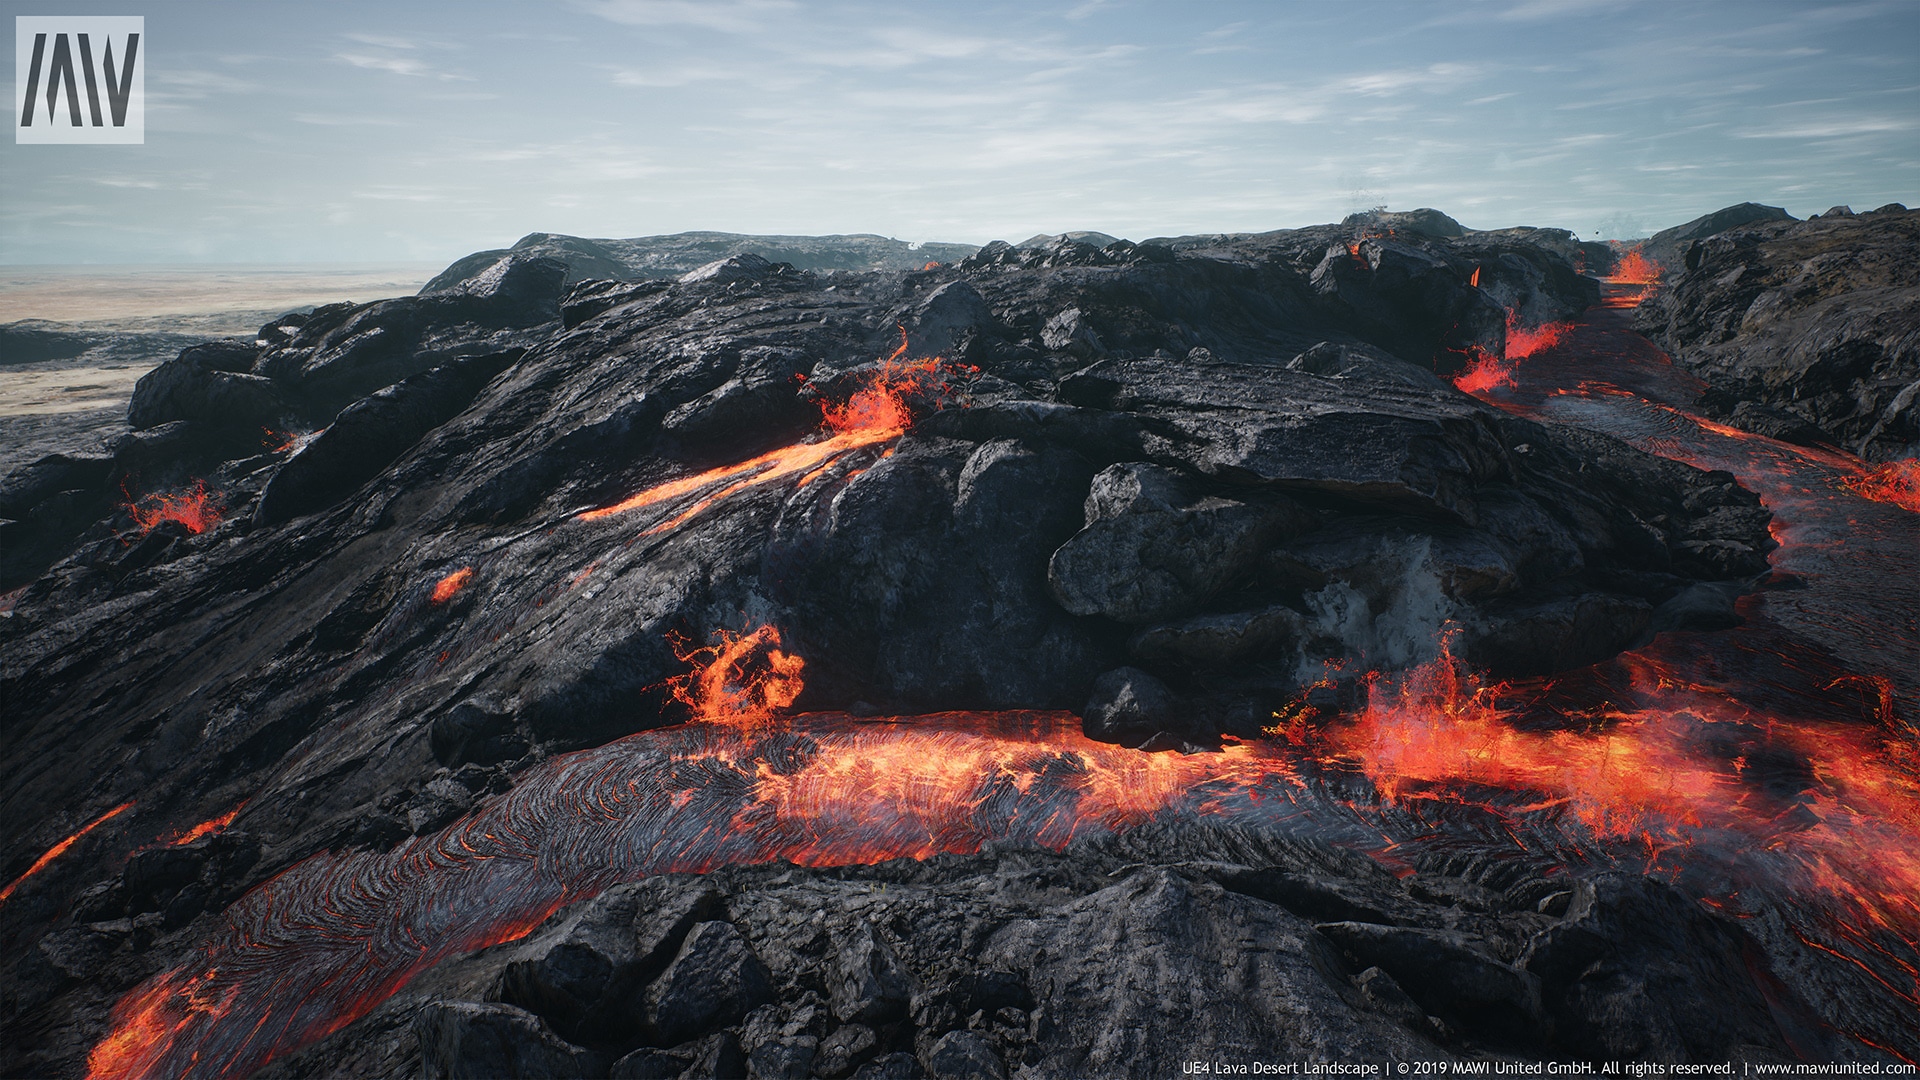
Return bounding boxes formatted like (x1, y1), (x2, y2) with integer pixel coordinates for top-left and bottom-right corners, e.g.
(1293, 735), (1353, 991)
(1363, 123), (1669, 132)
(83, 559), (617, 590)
(1, 204), (1916, 1079)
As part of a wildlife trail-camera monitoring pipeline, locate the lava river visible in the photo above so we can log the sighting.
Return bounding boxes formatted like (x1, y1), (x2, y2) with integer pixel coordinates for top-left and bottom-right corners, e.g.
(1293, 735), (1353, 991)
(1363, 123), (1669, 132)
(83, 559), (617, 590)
(87, 291), (1920, 1076)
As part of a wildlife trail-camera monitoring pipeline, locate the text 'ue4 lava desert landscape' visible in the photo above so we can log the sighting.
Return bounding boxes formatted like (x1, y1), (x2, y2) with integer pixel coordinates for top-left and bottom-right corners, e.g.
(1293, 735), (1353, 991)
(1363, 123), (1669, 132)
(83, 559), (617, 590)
(2, 8), (1919, 1080)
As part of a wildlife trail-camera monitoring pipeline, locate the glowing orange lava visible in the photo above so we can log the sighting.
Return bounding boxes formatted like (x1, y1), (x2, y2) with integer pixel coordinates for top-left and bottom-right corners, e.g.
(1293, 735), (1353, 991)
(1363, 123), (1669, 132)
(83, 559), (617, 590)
(1841, 459), (1920, 514)
(1451, 311), (1574, 394)
(430, 567), (475, 604)
(1610, 245), (1662, 286)
(579, 329), (967, 534)
(0, 802), (135, 908)
(1503, 310), (1573, 359)
(664, 625), (806, 723)
(1452, 350), (1517, 394)
(159, 803), (246, 849)
(1469, 266), (1481, 288)
(123, 479), (223, 537)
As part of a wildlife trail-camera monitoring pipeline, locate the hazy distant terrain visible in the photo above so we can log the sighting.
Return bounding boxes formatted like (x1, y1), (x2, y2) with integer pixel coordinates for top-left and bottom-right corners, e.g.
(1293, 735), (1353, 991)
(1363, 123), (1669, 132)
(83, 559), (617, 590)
(0, 265), (438, 473)
(0, 265), (442, 335)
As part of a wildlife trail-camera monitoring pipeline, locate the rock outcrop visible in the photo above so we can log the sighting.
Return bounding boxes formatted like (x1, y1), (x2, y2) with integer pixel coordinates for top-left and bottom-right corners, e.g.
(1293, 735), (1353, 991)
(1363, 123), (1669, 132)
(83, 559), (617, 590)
(1635, 203), (1919, 459)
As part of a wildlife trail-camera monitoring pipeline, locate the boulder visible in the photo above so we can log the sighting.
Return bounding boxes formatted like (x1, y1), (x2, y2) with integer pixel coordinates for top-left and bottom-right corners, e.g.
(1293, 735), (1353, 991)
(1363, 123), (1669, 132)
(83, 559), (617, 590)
(644, 920), (774, 1046)
(1080, 666), (1181, 744)
(127, 344), (285, 432)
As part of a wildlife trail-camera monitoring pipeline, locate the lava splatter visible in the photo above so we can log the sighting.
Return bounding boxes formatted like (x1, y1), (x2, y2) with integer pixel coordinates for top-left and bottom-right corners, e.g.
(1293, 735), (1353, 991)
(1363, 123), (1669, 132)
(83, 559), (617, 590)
(122, 479), (223, 537)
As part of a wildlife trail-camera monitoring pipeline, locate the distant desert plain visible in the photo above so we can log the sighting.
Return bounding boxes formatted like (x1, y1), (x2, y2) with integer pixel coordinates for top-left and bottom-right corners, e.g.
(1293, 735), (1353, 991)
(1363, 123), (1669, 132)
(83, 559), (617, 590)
(0, 264), (438, 473)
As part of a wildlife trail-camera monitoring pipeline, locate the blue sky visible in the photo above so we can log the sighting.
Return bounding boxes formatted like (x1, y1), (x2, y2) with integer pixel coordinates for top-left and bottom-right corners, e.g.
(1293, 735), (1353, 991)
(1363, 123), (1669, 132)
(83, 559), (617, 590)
(2, 0), (1915, 264)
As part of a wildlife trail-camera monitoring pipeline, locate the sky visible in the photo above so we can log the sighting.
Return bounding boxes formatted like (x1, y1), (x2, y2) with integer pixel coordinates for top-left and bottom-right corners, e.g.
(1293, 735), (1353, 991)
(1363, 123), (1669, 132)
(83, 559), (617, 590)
(1, 0), (1915, 265)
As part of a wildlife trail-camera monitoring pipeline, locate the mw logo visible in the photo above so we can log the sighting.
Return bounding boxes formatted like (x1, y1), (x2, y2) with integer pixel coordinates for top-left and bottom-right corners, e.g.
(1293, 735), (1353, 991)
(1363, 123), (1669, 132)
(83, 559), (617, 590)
(15, 16), (144, 144)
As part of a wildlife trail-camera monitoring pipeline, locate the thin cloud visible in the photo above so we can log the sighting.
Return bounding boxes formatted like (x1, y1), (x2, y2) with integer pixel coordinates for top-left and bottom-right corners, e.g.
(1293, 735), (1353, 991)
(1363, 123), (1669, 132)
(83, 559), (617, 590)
(337, 52), (434, 77)
(576, 0), (798, 34)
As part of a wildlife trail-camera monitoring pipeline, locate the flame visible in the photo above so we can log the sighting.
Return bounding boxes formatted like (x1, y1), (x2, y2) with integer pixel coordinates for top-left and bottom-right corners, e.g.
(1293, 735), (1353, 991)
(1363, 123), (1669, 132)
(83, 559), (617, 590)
(1503, 310), (1573, 359)
(0, 802), (135, 908)
(430, 567), (475, 605)
(1610, 245), (1662, 286)
(579, 329), (967, 533)
(1841, 459), (1920, 514)
(1452, 349), (1517, 394)
(123, 480), (223, 537)
(1451, 310), (1574, 394)
(663, 625), (806, 723)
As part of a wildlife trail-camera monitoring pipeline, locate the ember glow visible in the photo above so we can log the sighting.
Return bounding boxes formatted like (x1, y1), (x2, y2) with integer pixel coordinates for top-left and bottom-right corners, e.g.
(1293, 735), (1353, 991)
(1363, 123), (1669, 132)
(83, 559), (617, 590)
(1450, 310), (1574, 393)
(429, 566), (475, 604)
(123, 479), (223, 537)
(156, 803), (246, 849)
(82, 710), (1301, 1080)
(1503, 310), (1573, 359)
(579, 330), (967, 534)
(0, 802), (135, 908)
(1451, 349), (1517, 394)
(664, 625), (806, 723)
(1611, 245), (1662, 285)
(261, 427), (323, 455)
(1842, 459), (1920, 514)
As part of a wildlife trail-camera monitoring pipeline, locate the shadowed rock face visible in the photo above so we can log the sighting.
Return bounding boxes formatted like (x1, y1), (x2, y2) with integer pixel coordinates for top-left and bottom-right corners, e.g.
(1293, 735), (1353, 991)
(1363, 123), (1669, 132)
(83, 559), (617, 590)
(1635, 204), (1920, 460)
(0, 223), (1792, 1078)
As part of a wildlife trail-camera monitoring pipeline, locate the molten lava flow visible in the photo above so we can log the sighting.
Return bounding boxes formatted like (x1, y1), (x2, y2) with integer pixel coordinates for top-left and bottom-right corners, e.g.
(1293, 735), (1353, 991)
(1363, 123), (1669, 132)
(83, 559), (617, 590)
(579, 329), (967, 535)
(1451, 311), (1574, 394)
(0, 802), (135, 908)
(1469, 266), (1481, 288)
(1451, 348), (1517, 394)
(1611, 245), (1662, 286)
(1503, 310), (1573, 359)
(157, 803), (246, 849)
(1842, 459), (1920, 514)
(430, 567), (475, 604)
(85, 711), (1306, 1080)
(123, 479), (223, 537)
(664, 625), (805, 723)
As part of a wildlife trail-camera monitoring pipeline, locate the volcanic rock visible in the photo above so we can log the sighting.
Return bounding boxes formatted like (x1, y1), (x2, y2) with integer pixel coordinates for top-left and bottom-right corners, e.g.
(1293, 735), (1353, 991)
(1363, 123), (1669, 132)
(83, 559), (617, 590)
(1640, 201), (1795, 270)
(423, 231), (983, 294)
(127, 342), (286, 433)
(192, 824), (1844, 1079)
(923, 1029), (1005, 1080)
(253, 349), (521, 525)
(0, 219), (1809, 1078)
(1520, 874), (1821, 1062)
(644, 920), (775, 1046)
(413, 1000), (606, 1080)
(253, 253), (565, 419)
(1080, 665), (1182, 743)
(1635, 204), (1920, 460)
